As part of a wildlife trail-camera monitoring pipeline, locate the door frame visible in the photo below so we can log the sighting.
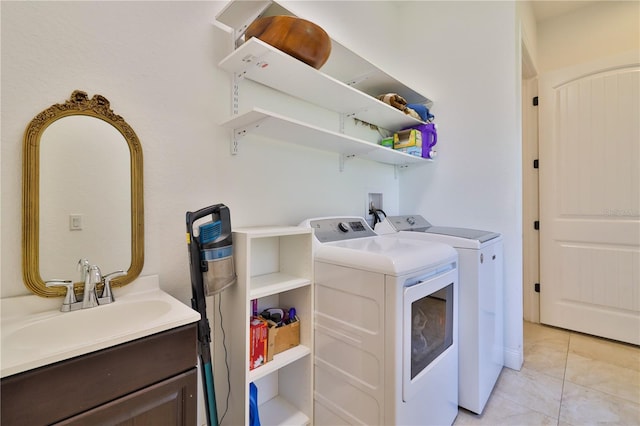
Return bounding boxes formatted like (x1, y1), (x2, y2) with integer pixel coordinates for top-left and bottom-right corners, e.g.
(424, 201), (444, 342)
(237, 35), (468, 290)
(522, 41), (540, 323)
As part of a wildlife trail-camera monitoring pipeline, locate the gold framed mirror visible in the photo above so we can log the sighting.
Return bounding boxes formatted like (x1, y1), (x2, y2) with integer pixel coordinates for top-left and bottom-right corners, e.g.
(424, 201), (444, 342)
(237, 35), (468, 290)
(23, 90), (144, 297)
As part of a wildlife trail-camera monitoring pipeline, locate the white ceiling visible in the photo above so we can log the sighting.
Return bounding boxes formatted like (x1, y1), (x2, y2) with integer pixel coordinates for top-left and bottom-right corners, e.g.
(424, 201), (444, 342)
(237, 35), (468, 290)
(531, 0), (599, 22)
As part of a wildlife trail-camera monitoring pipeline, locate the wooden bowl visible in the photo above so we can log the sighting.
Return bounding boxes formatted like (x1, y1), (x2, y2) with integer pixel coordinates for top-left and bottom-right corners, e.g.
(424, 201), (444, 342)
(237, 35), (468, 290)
(245, 15), (331, 69)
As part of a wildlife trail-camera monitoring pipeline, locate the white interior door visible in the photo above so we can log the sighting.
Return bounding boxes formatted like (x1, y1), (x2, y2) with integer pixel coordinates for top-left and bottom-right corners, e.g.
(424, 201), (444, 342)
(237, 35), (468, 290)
(539, 51), (640, 345)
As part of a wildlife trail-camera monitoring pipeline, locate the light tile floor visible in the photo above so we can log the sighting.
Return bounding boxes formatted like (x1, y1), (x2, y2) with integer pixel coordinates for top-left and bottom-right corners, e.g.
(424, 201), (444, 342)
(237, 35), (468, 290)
(454, 321), (640, 425)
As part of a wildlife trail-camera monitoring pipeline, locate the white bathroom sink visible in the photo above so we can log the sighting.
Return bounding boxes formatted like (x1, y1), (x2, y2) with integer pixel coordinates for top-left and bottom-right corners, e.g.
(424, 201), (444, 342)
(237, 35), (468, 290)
(0, 275), (200, 378)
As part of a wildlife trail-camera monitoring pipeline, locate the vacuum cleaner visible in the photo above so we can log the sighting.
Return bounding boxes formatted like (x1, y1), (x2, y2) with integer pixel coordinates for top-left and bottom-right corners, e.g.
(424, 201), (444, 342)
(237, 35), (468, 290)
(186, 203), (237, 426)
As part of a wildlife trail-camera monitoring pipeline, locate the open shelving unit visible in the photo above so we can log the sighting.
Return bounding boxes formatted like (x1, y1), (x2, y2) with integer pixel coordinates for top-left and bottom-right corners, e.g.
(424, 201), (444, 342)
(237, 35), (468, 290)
(215, 0), (436, 168)
(213, 226), (313, 426)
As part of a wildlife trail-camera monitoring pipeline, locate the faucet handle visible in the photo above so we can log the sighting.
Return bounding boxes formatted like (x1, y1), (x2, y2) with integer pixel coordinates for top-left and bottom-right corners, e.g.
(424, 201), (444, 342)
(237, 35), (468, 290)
(45, 280), (79, 312)
(99, 270), (126, 304)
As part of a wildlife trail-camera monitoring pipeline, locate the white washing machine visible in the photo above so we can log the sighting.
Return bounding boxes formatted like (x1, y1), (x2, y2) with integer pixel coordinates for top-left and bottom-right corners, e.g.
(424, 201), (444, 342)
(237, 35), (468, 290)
(299, 216), (459, 426)
(376, 215), (504, 414)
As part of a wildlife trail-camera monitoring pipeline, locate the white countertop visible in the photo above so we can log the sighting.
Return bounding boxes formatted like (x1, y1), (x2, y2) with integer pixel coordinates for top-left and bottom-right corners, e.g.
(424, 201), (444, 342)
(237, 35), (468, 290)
(1, 275), (200, 378)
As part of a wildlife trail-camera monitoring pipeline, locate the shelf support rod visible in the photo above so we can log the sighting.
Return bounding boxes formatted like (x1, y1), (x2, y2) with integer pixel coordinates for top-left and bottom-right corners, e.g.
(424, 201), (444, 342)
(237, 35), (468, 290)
(232, 73), (241, 116)
(231, 129), (243, 155)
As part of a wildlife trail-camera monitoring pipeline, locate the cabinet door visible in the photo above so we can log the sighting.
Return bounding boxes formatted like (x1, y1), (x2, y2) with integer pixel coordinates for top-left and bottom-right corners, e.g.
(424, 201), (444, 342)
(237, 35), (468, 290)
(1, 324), (197, 426)
(56, 368), (197, 426)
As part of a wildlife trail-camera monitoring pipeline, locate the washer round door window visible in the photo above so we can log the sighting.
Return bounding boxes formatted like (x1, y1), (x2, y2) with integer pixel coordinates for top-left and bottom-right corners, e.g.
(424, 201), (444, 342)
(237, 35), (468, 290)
(403, 270), (455, 401)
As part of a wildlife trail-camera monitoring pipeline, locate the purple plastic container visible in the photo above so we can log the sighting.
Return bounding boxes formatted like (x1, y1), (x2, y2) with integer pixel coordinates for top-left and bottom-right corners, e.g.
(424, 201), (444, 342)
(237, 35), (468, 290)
(406, 123), (438, 159)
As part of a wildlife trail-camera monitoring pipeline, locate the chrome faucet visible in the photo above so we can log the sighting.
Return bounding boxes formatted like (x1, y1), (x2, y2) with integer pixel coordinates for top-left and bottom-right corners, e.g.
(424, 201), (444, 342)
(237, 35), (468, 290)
(82, 264), (101, 309)
(47, 259), (125, 312)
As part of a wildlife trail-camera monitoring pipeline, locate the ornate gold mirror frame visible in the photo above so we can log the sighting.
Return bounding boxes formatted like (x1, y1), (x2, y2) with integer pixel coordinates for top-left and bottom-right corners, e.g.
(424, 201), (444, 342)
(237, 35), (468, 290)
(23, 90), (144, 297)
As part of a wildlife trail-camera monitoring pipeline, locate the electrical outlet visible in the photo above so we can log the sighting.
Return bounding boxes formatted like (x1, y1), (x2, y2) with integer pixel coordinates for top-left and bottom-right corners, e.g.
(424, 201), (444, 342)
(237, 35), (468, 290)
(69, 214), (83, 231)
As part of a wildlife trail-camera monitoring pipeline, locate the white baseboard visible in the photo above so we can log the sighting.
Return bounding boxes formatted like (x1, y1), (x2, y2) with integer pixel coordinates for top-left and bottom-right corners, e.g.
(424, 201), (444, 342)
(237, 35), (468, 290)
(503, 346), (524, 371)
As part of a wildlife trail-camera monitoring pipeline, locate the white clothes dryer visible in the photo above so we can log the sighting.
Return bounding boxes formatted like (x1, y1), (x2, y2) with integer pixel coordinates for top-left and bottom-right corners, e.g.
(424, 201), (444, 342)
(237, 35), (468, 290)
(376, 215), (504, 414)
(300, 217), (459, 425)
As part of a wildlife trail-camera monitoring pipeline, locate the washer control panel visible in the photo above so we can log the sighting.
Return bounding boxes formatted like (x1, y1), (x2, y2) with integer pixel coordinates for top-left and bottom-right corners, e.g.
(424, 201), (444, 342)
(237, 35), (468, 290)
(385, 215), (432, 232)
(310, 217), (376, 243)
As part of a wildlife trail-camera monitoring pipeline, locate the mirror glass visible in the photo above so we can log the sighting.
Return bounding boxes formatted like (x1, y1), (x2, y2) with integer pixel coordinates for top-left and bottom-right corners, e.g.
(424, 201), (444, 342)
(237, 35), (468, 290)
(23, 90), (144, 297)
(39, 116), (131, 280)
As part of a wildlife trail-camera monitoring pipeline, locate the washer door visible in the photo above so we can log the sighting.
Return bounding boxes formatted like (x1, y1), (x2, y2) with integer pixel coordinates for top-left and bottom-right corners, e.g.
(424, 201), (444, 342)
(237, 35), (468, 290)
(402, 268), (456, 401)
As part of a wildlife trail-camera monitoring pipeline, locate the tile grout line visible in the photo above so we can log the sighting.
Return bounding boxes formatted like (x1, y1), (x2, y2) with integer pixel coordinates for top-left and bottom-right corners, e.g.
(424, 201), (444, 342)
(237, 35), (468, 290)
(556, 332), (572, 426)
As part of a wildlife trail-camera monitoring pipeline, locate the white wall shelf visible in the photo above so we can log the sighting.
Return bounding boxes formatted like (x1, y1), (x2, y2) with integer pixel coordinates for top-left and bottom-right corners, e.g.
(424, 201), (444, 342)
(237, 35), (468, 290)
(221, 107), (426, 166)
(219, 37), (425, 131)
(216, 1), (432, 108)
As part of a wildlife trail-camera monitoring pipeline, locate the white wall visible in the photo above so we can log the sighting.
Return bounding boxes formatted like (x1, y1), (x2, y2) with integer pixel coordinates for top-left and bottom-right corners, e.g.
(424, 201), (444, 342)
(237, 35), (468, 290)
(517, 0), (538, 74)
(394, 1), (524, 369)
(537, 1), (640, 73)
(0, 1), (400, 302)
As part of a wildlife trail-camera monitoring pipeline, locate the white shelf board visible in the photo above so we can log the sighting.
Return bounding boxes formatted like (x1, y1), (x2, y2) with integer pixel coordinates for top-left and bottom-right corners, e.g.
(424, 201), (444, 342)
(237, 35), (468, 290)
(220, 108), (427, 166)
(234, 226), (311, 238)
(249, 272), (311, 300)
(249, 344), (311, 382)
(259, 395), (310, 426)
(219, 37), (424, 131)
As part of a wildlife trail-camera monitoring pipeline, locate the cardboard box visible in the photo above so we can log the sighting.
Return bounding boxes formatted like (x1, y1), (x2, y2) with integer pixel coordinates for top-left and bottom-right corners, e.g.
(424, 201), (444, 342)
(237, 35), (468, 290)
(397, 146), (422, 157)
(266, 317), (300, 362)
(393, 129), (422, 149)
(249, 317), (268, 370)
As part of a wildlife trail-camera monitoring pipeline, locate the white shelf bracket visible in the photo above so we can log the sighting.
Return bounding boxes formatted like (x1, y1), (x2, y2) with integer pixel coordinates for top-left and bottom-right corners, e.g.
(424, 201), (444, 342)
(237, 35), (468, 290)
(394, 163), (409, 178)
(235, 51), (272, 81)
(230, 117), (269, 155)
(339, 153), (356, 172)
(344, 70), (376, 88)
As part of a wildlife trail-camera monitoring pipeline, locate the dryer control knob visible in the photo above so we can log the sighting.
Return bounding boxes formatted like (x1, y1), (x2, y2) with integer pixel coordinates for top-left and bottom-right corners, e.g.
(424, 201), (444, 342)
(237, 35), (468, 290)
(338, 222), (350, 233)
(406, 216), (416, 225)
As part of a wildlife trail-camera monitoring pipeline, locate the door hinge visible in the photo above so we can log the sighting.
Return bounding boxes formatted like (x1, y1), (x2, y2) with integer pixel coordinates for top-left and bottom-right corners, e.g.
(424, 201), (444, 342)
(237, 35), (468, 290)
(533, 159), (539, 169)
(534, 283), (540, 293)
(533, 96), (539, 106)
(534, 221), (540, 230)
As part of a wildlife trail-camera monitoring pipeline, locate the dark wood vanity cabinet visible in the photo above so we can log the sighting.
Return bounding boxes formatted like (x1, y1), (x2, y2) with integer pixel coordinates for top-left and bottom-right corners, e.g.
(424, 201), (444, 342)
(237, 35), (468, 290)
(1, 324), (198, 426)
